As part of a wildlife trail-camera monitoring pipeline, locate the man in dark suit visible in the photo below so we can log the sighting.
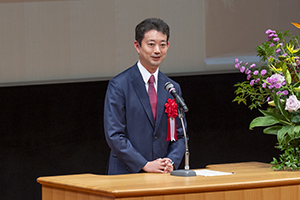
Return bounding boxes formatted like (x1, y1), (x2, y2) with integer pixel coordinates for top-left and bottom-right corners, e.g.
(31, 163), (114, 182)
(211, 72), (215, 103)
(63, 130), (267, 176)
(104, 18), (186, 175)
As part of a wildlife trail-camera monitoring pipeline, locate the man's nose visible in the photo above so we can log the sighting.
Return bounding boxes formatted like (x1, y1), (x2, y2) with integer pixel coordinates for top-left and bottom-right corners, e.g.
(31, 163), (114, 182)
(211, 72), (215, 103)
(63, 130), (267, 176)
(154, 45), (161, 54)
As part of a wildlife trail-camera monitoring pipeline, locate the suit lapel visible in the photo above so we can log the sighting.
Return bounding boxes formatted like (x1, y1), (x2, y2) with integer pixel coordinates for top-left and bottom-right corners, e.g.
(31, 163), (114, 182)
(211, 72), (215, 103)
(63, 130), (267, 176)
(131, 65), (156, 127)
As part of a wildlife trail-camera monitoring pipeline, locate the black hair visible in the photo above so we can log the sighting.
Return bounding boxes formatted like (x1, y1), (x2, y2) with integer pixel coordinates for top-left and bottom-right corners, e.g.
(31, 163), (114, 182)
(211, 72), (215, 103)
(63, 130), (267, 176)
(135, 18), (170, 46)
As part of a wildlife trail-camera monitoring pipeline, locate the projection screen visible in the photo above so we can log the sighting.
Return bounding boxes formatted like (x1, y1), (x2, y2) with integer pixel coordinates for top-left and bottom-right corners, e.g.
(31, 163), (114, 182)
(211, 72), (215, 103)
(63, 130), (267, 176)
(0, 0), (299, 86)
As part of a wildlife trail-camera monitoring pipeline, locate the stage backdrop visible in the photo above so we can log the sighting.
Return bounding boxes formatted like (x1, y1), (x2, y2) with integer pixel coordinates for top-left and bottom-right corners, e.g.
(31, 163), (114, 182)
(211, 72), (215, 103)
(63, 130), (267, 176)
(0, 0), (299, 86)
(0, 73), (280, 199)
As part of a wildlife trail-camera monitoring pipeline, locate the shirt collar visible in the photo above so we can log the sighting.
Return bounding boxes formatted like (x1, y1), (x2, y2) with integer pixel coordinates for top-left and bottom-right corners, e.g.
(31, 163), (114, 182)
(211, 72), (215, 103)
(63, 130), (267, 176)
(137, 60), (159, 84)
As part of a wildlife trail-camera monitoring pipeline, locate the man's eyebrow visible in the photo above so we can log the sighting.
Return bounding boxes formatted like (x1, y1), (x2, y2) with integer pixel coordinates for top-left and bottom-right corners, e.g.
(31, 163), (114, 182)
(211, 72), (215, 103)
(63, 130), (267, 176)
(147, 39), (167, 42)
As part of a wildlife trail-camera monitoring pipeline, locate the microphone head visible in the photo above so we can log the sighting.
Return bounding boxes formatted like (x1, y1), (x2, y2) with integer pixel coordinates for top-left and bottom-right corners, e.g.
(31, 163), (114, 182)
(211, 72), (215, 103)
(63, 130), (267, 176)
(164, 82), (174, 91)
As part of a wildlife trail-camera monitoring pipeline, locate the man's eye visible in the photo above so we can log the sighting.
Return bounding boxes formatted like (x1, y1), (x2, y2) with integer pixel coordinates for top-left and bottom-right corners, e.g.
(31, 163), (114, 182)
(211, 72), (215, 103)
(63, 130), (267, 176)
(148, 43), (154, 46)
(161, 43), (166, 47)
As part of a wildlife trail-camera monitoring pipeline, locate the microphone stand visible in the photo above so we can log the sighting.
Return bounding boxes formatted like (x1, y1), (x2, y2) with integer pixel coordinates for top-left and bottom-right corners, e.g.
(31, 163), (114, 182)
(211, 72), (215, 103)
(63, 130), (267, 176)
(170, 108), (196, 177)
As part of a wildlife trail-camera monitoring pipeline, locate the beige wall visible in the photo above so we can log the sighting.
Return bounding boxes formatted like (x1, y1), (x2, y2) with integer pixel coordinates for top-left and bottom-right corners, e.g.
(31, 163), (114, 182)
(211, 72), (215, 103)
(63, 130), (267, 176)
(0, 0), (299, 86)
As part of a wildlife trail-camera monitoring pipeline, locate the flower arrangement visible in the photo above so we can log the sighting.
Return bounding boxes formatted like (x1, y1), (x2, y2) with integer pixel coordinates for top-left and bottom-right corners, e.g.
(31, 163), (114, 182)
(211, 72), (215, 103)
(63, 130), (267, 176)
(233, 22), (300, 170)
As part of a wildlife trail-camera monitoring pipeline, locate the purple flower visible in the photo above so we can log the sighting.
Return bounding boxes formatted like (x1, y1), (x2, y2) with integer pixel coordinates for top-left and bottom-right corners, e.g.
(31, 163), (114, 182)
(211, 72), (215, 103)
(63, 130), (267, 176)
(268, 56), (274, 59)
(282, 90), (289, 95)
(255, 78), (260, 83)
(273, 37), (280, 42)
(245, 68), (251, 74)
(253, 70), (259, 75)
(276, 48), (281, 53)
(262, 82), (267, 88)
(235, 58), (239, 63)
(235, 63), (240, 69)
(250, 79), (255, 86)
(261, 69), (267, 76)
(240, 66), (245, 73)
(275, 83), (281, 89)
(266, 29), (273, 34)
(250, 64), (256, 69)
(269, 43), (274, 47)
(247, 74), (251, 80)
(276, 91), (281, 96)
(267, 97), (270, 102)
(269, 33), (275, 38)
(269, 74), (285, 85)
(272, 74), (283, 83)
(279, 43), (283, 46)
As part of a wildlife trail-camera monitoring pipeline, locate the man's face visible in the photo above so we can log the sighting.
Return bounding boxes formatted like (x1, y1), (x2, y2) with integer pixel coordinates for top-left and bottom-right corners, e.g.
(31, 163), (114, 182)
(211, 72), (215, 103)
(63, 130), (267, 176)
(134, 30), (169, 74)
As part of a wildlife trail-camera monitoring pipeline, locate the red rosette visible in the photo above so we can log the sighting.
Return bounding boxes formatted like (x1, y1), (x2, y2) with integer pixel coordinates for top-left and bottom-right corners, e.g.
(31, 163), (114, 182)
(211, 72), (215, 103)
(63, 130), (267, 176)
(165, 98), (178, 141)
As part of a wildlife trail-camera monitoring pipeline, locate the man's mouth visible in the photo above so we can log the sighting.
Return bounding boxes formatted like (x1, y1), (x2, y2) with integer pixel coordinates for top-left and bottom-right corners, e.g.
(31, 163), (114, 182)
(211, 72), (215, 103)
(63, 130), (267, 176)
(152, 56), (161, 60)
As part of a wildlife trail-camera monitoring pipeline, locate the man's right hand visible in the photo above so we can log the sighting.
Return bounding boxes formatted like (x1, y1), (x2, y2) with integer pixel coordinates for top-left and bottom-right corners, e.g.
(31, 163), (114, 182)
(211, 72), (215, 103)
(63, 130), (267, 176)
(142, 158), (173, 173)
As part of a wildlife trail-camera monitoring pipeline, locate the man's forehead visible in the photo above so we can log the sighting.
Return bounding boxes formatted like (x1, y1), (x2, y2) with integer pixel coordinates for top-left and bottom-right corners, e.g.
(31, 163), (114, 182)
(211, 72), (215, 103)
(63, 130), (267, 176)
(143, 30), (167, 41)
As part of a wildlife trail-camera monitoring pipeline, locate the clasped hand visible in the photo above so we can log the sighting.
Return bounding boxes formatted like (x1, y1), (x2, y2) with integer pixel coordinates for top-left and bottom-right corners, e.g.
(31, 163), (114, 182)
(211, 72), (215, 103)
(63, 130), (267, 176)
(142, 158), (174, 173)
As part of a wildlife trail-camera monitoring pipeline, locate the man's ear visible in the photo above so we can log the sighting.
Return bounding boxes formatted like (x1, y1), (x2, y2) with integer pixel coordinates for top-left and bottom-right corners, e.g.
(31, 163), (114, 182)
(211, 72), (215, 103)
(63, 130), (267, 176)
(134, 40), (141, 54)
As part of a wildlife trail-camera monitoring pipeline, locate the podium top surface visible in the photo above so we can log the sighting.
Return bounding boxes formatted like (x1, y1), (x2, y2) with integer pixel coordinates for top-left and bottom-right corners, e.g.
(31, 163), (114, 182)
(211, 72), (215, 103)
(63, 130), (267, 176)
(37, 162), (300, 198)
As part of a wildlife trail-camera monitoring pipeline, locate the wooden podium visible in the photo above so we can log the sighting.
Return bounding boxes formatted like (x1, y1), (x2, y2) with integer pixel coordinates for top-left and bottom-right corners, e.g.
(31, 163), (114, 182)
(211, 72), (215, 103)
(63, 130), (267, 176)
(37, 162), (300, 200)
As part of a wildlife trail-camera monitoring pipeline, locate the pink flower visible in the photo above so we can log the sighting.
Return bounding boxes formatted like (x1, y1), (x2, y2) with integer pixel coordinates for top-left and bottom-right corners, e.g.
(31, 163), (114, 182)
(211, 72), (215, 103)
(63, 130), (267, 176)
(245, 68), (251, 74)
(261, 69), (267, 76)
(266, 29), (273, 34)
(253, 70), (259, 75)
(285, 95), (300, 112)
(240, 66), (245, 73)
(250, 64), (256, 69)
(282, 90), (289, 96)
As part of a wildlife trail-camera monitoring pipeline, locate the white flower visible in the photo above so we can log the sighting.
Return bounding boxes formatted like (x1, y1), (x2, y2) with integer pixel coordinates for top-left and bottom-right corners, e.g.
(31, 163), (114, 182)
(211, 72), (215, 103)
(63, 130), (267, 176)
(285, 95), (300, 112)
(270, 74), (285, 84)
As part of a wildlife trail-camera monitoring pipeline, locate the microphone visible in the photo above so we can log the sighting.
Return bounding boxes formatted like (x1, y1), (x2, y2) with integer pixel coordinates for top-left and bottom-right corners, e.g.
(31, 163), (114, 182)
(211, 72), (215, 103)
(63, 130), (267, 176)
(164, 82), (188, 112)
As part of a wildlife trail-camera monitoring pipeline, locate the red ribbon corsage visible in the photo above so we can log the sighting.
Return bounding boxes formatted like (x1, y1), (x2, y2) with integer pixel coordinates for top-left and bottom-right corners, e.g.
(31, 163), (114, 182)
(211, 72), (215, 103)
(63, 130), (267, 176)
(165, 98), (178, 141)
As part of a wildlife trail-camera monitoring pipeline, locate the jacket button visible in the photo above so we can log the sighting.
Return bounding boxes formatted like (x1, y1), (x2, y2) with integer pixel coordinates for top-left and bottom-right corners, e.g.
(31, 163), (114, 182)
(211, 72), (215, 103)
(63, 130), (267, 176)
(154, 135), (157, 139)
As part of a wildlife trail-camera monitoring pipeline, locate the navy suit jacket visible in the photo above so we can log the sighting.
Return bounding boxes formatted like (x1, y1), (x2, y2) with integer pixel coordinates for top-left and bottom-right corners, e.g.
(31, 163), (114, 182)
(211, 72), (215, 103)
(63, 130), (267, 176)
(104, 63), (186, 175)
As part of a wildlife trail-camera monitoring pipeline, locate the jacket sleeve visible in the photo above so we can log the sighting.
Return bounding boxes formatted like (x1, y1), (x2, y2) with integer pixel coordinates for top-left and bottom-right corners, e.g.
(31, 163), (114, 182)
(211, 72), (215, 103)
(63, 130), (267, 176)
(104, 79), (148, 173)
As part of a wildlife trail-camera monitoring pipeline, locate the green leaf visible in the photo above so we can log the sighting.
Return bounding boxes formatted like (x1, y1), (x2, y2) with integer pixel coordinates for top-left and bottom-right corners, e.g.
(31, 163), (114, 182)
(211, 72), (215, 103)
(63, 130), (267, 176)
(291, 115), (300, 123)
(287, 126), (295, 139)
(282, 62), (292, 85)
(277, 125), (291, 144)
(263, 125), (282, 135)
(292, 87), (300, 93)
(249, 116), (280, 130)
(259, 109), (287, 121)
(294, 126), (300, 137)
(273, 93), (290, 121)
